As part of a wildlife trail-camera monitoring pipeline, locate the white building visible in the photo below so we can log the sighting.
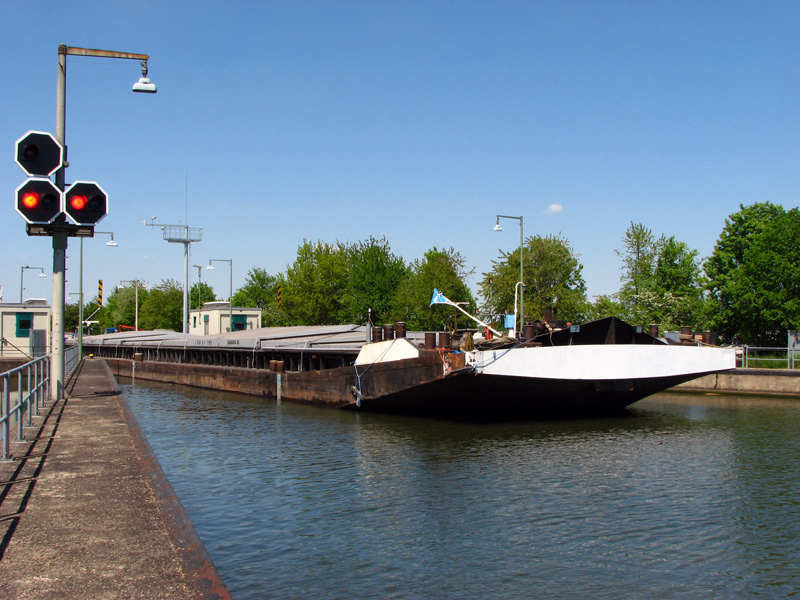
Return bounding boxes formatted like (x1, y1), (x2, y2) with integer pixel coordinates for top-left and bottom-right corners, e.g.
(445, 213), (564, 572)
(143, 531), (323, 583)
(188, 301), (262, 336)
(0, 299), (51, 358)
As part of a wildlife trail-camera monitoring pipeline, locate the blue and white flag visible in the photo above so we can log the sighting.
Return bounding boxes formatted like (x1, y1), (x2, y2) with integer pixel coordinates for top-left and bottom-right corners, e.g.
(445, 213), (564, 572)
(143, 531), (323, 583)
(430, 288), (449, 306)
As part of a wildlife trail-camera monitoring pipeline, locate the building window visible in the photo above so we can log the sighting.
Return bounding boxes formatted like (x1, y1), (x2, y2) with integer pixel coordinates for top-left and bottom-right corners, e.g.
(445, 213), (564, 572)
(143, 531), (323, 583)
(232, 315), (247, 332)
(16, 313), (33, 338)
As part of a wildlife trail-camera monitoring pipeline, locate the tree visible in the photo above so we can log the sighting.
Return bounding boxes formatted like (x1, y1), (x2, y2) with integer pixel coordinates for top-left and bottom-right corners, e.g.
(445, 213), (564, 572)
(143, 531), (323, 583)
(390, 247), (475, 331)
(652, 236), (706, 330)
(706, 204), (799, 345)
(64, 302), (81, 333)
(587, 295), (626, 321)
(104, 282), (151, 330)
(705, 202), (787, 343)
(616, 222), (657, 309)
(615, 223), (706, 330)
(190, 282), (216, 310)
(138, 279), (184, 331)
(282, 240), (349, 325)
(232, 267), (280, 326)
(341, 236), (407, 325)
(481, 234), (587, 325)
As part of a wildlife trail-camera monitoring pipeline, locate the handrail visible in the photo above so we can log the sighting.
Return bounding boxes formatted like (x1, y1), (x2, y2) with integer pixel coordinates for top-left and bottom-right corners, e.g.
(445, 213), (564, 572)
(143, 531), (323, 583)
(738, 346), (799, 370)
(0, 336), (34, 360)
(1, 347), (81, 460)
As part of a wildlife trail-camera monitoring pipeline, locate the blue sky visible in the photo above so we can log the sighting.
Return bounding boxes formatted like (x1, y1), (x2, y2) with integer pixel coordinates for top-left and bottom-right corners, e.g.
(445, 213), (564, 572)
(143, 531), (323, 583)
(2, 1), (798, 311)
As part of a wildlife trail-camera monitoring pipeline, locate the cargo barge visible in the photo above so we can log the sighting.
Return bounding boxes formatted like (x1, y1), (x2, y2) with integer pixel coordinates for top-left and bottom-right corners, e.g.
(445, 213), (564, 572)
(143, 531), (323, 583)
(82, 316), (736, 419)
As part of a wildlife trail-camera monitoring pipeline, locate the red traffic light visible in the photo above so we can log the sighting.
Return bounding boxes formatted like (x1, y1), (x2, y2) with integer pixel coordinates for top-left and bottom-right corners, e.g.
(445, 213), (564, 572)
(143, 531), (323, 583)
(64, 181), (108, 226)
(15, 178), (62, 224)
(15, 131), (63, 177)
(22, 191), (41, 208)
(69, 194), (88, 210)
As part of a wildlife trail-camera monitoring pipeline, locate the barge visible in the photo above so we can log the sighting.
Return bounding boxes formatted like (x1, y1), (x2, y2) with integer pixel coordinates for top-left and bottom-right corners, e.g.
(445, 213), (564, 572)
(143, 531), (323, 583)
(82, 316), (736, 419)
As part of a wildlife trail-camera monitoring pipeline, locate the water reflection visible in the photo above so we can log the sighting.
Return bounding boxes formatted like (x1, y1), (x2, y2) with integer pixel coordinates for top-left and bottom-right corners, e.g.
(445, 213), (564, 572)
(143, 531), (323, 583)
(121, 380), (800, 599)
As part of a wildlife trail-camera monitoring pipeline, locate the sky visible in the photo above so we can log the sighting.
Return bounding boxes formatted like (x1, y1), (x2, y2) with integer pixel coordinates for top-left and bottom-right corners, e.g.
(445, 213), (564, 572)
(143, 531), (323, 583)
(2, 1), (798, 312)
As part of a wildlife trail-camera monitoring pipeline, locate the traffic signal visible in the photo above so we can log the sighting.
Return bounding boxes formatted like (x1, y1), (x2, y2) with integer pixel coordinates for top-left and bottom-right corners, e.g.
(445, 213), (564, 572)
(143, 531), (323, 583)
(15, 131), (63, 177)
(64, 181), (108, 225)
(15, 178), (62, 224)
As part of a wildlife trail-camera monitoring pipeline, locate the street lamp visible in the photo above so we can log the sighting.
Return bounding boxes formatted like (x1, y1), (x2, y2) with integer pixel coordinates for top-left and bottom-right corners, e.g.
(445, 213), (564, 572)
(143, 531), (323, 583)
(494, 214), (525, 338)
(20, 266), (47, 302)
(76, 231), (117, 357)
(49, 45), (156, 402)
(120, 280), (140, 331)
(207, 259), (233, 332)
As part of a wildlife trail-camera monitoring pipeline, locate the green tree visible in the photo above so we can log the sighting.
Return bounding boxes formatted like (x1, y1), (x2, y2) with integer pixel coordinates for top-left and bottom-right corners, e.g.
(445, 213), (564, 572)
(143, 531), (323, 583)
(587, 295), (626, 321)
(190, 281), (216, 310)
(481, 234), (588, 324)
(616, 222), (657, 311)
(705, 202), (787, 343)
(64, 302), (81, 333)
(104, 282), (151, 329)
(232, 267), (281, 326)
(138, 279), (184, 331)
(651, 236), (706, 330)
(341, 236), (407, 325)
(282, 240), (349, 325)
(615, 223), (706, 330)
(390, 247), (475, 331)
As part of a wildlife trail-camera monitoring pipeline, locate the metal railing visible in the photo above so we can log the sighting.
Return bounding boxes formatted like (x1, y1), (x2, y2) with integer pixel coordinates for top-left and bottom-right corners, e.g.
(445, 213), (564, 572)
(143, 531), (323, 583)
(1, 346), (81, 460)
(738, 346), (799, 370)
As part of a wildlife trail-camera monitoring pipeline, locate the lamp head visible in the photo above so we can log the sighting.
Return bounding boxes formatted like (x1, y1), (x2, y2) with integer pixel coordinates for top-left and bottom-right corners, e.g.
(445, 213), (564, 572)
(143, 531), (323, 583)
(493, 223), (503, 232)
(133, 77), (157, 93)
(132, 60), (157, 93)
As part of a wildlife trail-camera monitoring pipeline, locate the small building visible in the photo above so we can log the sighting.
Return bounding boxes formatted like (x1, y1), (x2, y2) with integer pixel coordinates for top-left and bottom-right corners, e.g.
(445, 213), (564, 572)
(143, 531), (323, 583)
(0, 299), (51, 358)
(188, 301), (262, 336)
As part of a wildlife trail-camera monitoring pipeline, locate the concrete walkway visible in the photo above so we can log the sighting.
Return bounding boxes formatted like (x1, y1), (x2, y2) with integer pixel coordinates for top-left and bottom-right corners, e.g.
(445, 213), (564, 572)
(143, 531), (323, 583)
(0, 358), (232, 600)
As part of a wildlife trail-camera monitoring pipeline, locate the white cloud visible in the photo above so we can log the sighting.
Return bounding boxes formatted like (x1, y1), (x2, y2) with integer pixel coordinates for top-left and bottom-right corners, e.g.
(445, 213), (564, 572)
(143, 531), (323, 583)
(545, 203), (563, 214)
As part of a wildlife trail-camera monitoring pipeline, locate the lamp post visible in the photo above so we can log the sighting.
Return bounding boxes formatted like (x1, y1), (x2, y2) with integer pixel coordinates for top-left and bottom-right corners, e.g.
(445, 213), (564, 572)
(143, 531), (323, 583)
(51, 45), (156, 401)
(120, 280), (140, 331)
(193, 264), (203, 311)
(77, 231), (117, 357)
(494, 214), (525, 338)
(207, 259), (233, 332)
(20, 266), (47, 303)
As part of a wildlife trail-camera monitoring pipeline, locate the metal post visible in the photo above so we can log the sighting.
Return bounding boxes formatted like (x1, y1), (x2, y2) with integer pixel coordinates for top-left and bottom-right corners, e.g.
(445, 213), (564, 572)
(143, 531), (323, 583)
(495, 215), (525, 337)
(518, 216), (524, 328)
(78, 238), (84, 356)
(183, 239), (189, 334)
(51, 231), (67, 401)
(3, 379), (9, 460)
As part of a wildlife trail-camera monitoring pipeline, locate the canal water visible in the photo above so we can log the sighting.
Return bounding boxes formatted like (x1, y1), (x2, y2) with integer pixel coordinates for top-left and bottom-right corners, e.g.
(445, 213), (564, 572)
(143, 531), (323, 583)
(120, 380), (800, 599)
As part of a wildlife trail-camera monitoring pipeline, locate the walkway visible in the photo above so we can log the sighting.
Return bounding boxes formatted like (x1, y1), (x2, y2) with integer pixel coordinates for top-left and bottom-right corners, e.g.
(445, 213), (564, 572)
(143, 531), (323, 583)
(0, 358), (231, 599)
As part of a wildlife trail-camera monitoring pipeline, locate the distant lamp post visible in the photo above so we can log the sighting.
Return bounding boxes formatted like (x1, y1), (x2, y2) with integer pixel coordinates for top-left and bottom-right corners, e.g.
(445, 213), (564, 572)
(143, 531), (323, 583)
(77, 231), (117, 356)
(20, 266), (47, 302)
(193, 264), (203, 310)
(494, 214), (525, 338)
(207, 259), (233, 332)
(120, 280), (140, 331)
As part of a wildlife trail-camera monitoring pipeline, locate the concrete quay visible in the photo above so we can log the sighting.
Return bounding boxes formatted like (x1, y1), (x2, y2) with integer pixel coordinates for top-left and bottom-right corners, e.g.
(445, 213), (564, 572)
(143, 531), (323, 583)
(0, 358), (231, 600)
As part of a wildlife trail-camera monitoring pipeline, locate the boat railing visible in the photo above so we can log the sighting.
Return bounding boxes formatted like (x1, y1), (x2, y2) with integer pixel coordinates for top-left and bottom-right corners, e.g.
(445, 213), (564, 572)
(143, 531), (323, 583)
(738, 346), (800, 370)
(1, 346), (81, 460)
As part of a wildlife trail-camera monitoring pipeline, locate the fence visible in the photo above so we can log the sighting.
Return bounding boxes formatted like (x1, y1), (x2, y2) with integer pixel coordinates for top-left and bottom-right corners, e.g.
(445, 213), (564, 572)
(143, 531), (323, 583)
(738, 346), (799, 370)
(1, 346), (81, 460)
